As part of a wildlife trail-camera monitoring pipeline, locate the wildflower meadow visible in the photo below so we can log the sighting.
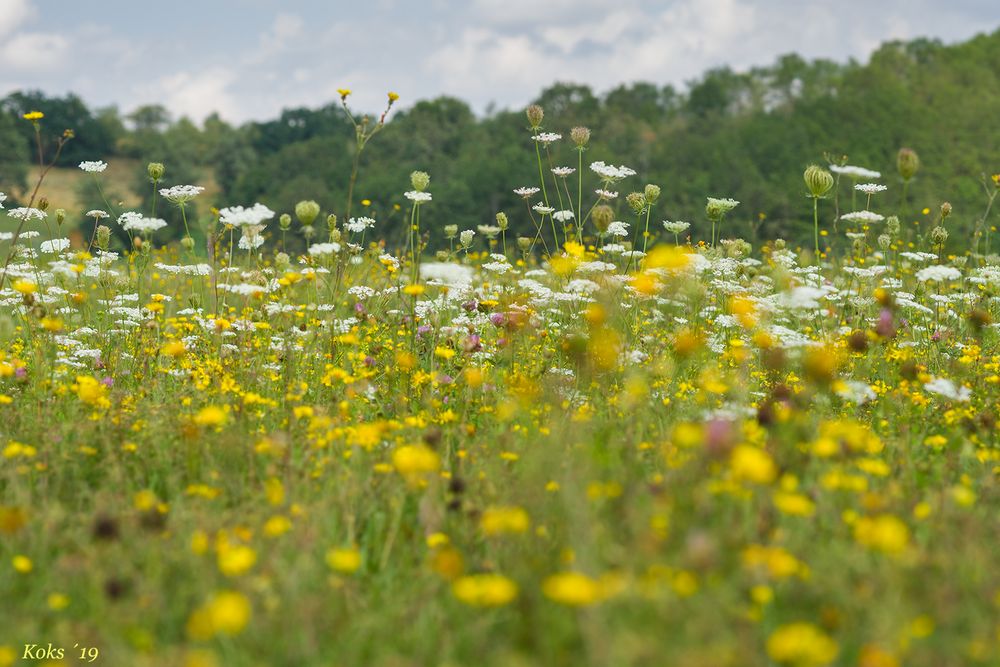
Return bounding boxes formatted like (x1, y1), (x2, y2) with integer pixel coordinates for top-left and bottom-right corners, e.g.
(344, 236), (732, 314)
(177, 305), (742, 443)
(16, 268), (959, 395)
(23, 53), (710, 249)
(1, 80), (999, 667)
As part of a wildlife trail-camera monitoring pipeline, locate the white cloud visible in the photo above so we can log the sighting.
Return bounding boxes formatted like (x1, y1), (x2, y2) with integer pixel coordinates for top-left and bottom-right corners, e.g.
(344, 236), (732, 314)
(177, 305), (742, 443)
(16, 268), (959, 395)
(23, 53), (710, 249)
(139, 68), (240, 122)
(0, 0), (33, 37)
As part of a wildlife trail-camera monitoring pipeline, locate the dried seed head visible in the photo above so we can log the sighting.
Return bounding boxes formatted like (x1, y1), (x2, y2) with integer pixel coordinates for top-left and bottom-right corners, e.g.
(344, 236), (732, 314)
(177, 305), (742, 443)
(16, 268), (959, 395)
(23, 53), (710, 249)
(525, 104), (544, 130)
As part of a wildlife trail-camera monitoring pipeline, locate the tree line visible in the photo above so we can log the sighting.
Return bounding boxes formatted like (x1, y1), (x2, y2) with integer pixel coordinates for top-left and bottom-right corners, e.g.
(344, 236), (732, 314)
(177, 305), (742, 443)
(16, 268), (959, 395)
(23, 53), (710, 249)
(1, 28), (998, 252)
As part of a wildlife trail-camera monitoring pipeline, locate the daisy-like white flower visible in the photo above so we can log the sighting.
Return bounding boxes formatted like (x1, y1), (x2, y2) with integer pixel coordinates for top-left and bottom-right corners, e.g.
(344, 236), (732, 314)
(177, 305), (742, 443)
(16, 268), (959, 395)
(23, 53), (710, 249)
(514, 187), (540, 198)
(532, 133), (562, 144)
(663, 220), (691, 234)
(345, 217), (375, 233)
(830, 165), (881, 179)
(159, 185), (205, 203)
(855, 183), (888, 194)
(308, 242), (341, 257)
(7, 207), (47, 221)
(79, 160), (108, 173)
(915, 265), (962, 282)
(553, 210), (574, 223)
(532, 204), (555, 215)
(590, 161), (636, 181)
(404, 191), (432, 202)
(840, 211), (885, 224)
(923, 377), (971, 402)
(551, 167), (575, 177)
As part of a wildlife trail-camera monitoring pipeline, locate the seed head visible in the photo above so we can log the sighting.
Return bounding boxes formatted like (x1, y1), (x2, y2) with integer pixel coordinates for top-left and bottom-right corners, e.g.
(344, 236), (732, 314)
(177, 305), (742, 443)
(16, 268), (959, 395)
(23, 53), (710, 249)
(295, 200), (321, 226)
(525, 104), (544, 130)
(897, 148), (920, 181)
(804, 165), (834, 198)
(410, 171), (431, 192)
(570, 126), (591, 147)
(592, 205), (614, 233)
(147, 162), (165, 182)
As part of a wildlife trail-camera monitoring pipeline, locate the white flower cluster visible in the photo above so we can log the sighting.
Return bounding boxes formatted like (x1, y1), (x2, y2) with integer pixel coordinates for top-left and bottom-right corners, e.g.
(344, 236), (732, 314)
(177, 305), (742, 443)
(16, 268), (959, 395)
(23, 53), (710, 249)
(345, 217), (375, 233)
(590, 161), (636, 181)
(915, 265), (961, 282)
(219, 203), (275, 228)
(79, 160), (108, 173)
(830, 165), (881, 179)
(119, 211), (167, 233)
(840, 211), (885, 224)
(159, 185), (205, 202)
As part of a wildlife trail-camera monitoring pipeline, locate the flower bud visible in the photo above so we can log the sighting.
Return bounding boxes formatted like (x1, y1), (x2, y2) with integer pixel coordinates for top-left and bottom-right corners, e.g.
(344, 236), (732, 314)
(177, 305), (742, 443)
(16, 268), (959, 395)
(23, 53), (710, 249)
(295, 200), (320, 225)
(570, 126), (590, 147)
(181, 236), (195, 251)
(275, 252), (290, 271)
(444, 224), (458, 239)
(804, 164), (834, 198)
(96, 225), (111, 251)
(495, 212), (508, 231)
(329, 228), (341, 242)
(626, 192), (646, 214)
(37, 197), (49, 212)
(459, 230), (475, 248)
(435, 250), (449, 262)
(877, 234), (891, 251)
(930, 225), (948, 245)
(592, 204), (614, 233)
(279, 213), (292, 231)
(147, 162), (165, 182)
(940, 202), (952, 219)
(885, 216), (901, 236)
(525, 104), (544, 130)
(326, 213), (337, 230)
(517, 236), (532, 253)
(410, 171), (430, 192)
(644, 184), (661, 205)
(55, 208), (66, 226)
(897, 148), (919, 181)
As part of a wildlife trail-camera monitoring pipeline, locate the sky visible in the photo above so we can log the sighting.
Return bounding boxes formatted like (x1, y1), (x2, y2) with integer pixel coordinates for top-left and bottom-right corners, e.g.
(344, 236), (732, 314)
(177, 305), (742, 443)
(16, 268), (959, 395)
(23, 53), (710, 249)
(1, 0), (998, 125)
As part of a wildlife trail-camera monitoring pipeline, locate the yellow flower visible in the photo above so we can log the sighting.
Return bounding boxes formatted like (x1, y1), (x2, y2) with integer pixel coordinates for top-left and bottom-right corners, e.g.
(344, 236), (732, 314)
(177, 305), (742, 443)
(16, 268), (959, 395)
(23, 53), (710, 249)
(162, 340), (186, 358)
(452, 574), (518, 607)
(73, 376), (111, 409)
(402, 284), (425, 296)
(542, 571), (604, 606)
(325, 547), (362, 574)
(186, 591), (251, 640)
(263, 515), (291, 537)
(853, 514), (909, 554)
(730, 445), (777, 484)
(217, 543), (257, 577)
(480, 506), (530, 535)
(392, 444), (440, 481)
(47, 592), (70, 610)
(12, 555), (32, 573)
(337, 88), (352, 100)
(22, 110), (44, 121)
(766, 622), (838, 666)
(388, 91), (400, 103)
(39, 317), (63, 332)
(194, 406), (227, 428)
(12, 279), (36, 295)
